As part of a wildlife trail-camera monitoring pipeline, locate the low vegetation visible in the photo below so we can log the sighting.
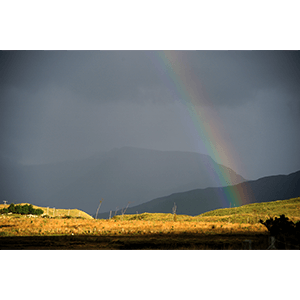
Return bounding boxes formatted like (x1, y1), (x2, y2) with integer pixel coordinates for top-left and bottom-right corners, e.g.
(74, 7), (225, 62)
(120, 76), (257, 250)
(0, 203), (43, 216)
(259, 214), (300, 249)
(0, 203), (93, 220)
(0, 197), (299, 249)
(199, 197), (300, 224)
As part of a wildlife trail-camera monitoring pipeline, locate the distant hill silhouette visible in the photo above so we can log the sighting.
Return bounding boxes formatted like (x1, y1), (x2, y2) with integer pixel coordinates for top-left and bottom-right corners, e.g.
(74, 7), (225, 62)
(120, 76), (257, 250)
(97, 170), (300, 218)
(1, 147), (245, 215)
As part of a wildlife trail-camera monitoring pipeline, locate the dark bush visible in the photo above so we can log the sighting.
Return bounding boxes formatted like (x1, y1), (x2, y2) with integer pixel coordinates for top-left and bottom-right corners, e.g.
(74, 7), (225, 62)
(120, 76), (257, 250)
(15, 205), (22, 214)
(34, 208), (44, 216)
(260, 214), (300, 249)
(0, 204), (44, 216)
(62, 215), (72, 219)
(8, 203), (16, 213)
(22, 204), (29, 215)
(0, 208), (9, 214)
(259, 214), (295, 236)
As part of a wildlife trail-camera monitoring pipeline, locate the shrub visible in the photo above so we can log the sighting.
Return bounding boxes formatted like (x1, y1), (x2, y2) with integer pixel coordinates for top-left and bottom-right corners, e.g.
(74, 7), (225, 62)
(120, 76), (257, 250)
(34, 208), (44, 216)
(22, 204), (29, 215)
(0, 204), (44, 216)
(8, 203), (16, 213)
(62, 215), (72, 219)
(15, 205), (23, 214)
(259, 214), (295, 236)
(0, 208), (9, 214)
(260, 214), (300, 249)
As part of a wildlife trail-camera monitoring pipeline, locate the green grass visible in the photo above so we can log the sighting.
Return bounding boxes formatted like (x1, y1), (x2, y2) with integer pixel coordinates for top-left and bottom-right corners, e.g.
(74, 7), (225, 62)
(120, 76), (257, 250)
(111, 197), (300, 224)
(199, 197), (300, 224)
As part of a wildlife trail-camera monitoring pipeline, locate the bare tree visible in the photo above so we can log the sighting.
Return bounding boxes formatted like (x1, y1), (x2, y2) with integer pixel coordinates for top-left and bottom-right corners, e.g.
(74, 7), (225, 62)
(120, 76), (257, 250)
(121, 202), (131, 220)
(172, 202), (177, 222)
(95, 199), (103, 219)
(114, 207), (119, 217)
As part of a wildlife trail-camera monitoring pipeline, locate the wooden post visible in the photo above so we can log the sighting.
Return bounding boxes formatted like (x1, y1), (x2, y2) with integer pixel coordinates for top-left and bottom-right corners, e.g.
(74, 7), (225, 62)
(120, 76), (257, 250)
(68, 209), (70, 216)
(53, 208), (55, 217)
(47, 207), (49, 215)
(109, 211), (112, 219)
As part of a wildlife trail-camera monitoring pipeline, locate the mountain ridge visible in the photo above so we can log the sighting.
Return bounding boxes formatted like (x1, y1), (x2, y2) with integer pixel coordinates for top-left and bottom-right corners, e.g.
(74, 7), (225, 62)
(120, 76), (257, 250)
(1, 147), (245, 215)
(96, 170), (300, 218)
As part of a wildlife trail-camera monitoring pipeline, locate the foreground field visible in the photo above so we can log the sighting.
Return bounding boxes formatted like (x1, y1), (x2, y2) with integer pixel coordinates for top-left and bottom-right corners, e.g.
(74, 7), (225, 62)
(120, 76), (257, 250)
(1, 197), (299, 249)
(0, 214), (269, 249)
(0, 232), (270, 250)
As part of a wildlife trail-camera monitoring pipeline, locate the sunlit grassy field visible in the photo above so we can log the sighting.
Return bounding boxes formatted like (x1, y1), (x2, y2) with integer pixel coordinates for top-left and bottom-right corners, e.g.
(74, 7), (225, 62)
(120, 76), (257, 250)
(0, 197), (299, 249)
(0, 214), (269, 249)
(0, 214), (268, 237)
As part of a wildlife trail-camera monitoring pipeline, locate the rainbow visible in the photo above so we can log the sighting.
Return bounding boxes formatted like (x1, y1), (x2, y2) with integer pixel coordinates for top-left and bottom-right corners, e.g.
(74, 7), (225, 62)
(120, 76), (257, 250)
(150, 51), (255, 208)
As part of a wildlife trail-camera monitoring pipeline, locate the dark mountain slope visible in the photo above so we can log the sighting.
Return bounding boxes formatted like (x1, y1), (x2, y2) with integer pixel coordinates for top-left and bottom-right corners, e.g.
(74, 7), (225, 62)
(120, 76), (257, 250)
(97, 170), (300, 218)
(9, 147), (245, 215)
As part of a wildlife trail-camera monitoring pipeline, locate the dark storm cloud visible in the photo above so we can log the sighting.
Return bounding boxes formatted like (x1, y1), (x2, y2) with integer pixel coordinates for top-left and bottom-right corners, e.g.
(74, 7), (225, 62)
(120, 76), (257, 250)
(0, 50), (300, 179)
(180, 51), (300, 109)
(0, 51), (171, 104)
(218, 89), (300, 178)
(1, 50), (299, 107)
(0, 50), (187, 163)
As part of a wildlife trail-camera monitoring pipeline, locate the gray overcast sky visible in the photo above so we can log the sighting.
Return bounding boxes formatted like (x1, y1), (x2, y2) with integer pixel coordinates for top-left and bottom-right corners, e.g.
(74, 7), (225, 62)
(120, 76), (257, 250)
(1, 50), (300, 180)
